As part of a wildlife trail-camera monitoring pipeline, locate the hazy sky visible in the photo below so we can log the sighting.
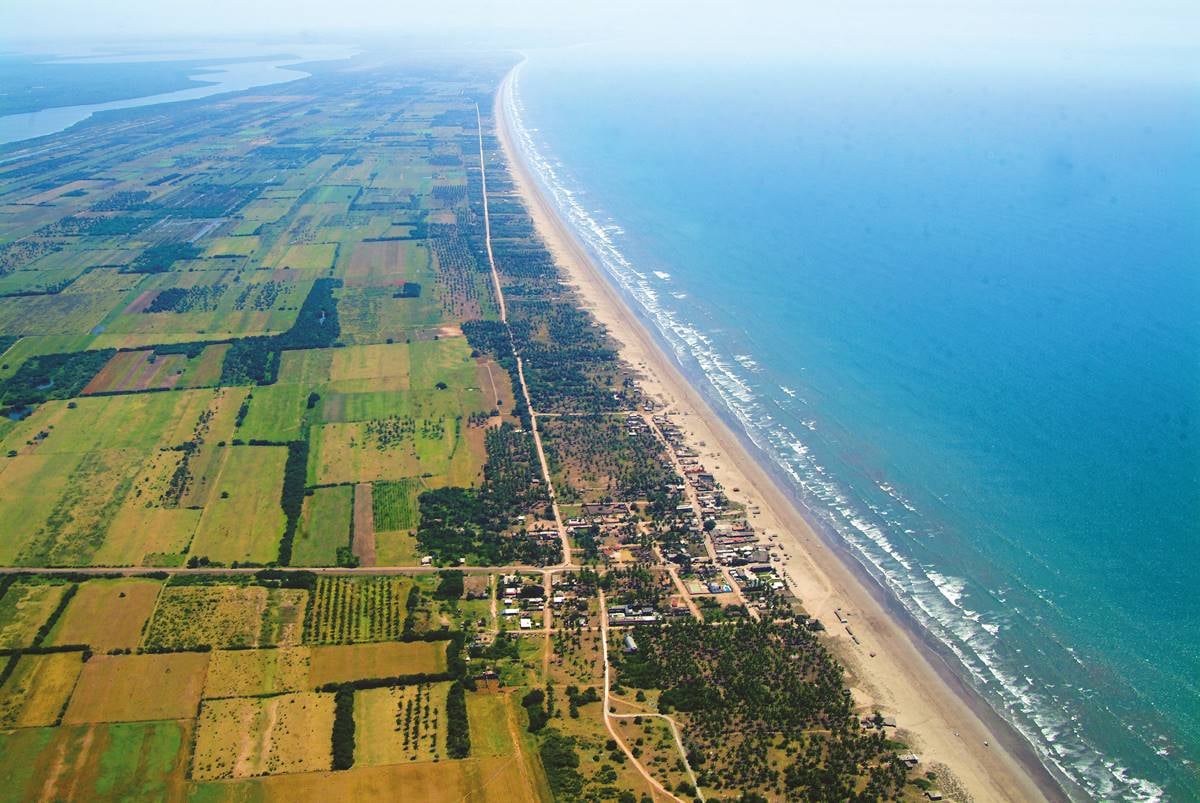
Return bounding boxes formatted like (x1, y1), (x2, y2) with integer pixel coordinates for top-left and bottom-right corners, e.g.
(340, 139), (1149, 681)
(1, 0), (1196, 75)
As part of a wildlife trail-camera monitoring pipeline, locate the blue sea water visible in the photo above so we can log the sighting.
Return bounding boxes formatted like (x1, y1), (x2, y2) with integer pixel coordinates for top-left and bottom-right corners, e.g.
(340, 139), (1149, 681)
(511, 46), (1199, 801)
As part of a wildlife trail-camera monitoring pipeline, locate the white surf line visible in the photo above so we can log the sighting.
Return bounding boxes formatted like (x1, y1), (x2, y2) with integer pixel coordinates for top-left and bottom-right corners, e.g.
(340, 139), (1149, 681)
(474, 101), (572, 568)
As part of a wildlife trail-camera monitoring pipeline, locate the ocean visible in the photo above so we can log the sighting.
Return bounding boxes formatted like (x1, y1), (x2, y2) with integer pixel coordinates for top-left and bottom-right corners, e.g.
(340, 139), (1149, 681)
(509, 46), (1199, 801)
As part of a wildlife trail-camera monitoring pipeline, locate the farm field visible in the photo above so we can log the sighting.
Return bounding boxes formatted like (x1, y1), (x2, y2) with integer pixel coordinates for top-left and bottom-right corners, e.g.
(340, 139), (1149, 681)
(62, 652), (208, 724)
(143, 584), (306, 649)
(47, 576), (161, 650)
(190, 756), (542, 802)
(187, 444), (288, 564)
(354, 681), (452, 765)
(203, 647), (311, 699)
(305, 575), (413, 644)
(0, 388), (248, 566)
(0, 720), (191, 800)
(309, 641), (448, 686)
(0, 579), (71, 648)
(0, 651), (83, 728)
(192, 692), (335, 780)
(0, 46), (915, 803)
(292, 484), (352, 566)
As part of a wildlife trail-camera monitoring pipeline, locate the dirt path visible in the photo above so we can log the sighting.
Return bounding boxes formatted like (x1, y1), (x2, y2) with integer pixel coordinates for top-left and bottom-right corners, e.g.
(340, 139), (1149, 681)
(503, 691), (536, 798)
(483, 360), (501, 408)
(642, 412), (755, 618)
(474, 103), (572, 569)
(352, 482), (376, 567)
(598, 591), (686, 802)
(655, 547), (703, 620)
(541, 571), (553, 680)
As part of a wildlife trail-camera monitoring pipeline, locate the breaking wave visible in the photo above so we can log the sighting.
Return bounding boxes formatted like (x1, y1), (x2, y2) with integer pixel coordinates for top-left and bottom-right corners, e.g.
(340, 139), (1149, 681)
(504, 64), (1165, 803)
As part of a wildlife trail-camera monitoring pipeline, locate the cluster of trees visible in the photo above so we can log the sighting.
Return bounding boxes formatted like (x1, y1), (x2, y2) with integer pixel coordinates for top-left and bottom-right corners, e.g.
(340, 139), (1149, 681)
(520, 687), (550, 733)
(0, 349), (114, 407)
(163, 180), (266, 219)
(36, 213), (153, 238)
(616, 618), (911, 799)
(89, 190), (152, 211)
(331, 685), (356, 770)
(233, 280), (286, 311)
(145, 284), (227, 313)
(507, 300), (627, 415)
(445, 681), (470, 758)
(564, 684), (600, 719)
(219, 278), (342, 386)
(541, 416), (676, 504)
(123, 242), (202, 274)
(538, 729), (585, 800)
(433, 570), (464, 600)
(276, 440), (310, 565)
(415, 424), (557, 565)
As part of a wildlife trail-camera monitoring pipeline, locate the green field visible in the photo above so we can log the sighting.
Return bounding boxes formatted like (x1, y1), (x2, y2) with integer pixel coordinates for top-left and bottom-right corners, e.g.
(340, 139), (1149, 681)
(188, 445), (287, 565)
(0, 721), (190, 800)
(293, 484), (352, 566)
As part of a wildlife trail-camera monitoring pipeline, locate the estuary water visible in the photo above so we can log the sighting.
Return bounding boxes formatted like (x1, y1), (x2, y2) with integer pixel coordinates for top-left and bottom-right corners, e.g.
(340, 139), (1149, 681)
(511, 46), (1199, 801)
(0, 49), (344, 147)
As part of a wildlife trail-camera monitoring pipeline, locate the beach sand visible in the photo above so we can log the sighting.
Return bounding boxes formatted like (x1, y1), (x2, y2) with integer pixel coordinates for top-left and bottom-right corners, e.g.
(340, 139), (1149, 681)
(495, 69), (1060, 803)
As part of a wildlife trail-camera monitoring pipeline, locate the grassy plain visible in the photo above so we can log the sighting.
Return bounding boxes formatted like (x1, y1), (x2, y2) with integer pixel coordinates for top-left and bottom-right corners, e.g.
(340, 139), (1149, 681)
(0, 579), (71, 648)
(0, 651), (83, 727)
(308, 641), (447, 686)
(354, 681), (452, 765)
(293, 484), (352, 566)
(203, 647), (311, 699)
(48, 577), (161, 650)
(192, 692), (334, 780)
(62, 652), (208, 724)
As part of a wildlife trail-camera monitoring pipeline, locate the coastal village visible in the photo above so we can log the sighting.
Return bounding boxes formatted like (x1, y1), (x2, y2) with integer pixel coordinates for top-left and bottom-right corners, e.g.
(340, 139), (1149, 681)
(0, 50), (945, 802)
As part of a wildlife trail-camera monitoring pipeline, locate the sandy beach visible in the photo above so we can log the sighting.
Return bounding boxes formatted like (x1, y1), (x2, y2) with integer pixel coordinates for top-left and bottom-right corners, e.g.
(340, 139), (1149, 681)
(495, 68), (1060, 803)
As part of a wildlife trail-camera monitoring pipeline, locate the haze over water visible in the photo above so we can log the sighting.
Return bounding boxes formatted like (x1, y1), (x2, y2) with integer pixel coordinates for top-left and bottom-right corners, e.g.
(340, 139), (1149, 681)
(512, 42), (1199, 801)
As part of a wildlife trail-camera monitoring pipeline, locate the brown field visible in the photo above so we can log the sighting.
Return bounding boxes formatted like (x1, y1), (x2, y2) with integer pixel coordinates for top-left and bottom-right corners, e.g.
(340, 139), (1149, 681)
(81, 350), (186, 393)
(352, 482), (376, 566)
(204, 647), (312, 699)
(354, 682), (451, 766)
(308, 641), (447, 687)
(49, 577), (162, 651)
(191, 692), (334, 780)
(342, 240), (413, 288)
(0, 651), (84, 728)
(62, 652), (208, 724)
(476, 358), (516, 416)
(199, 755), (543, 802)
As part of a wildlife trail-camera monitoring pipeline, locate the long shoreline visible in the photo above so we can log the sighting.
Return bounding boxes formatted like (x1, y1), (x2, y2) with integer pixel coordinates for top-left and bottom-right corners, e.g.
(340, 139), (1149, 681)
(494, 65), (1065, 803)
